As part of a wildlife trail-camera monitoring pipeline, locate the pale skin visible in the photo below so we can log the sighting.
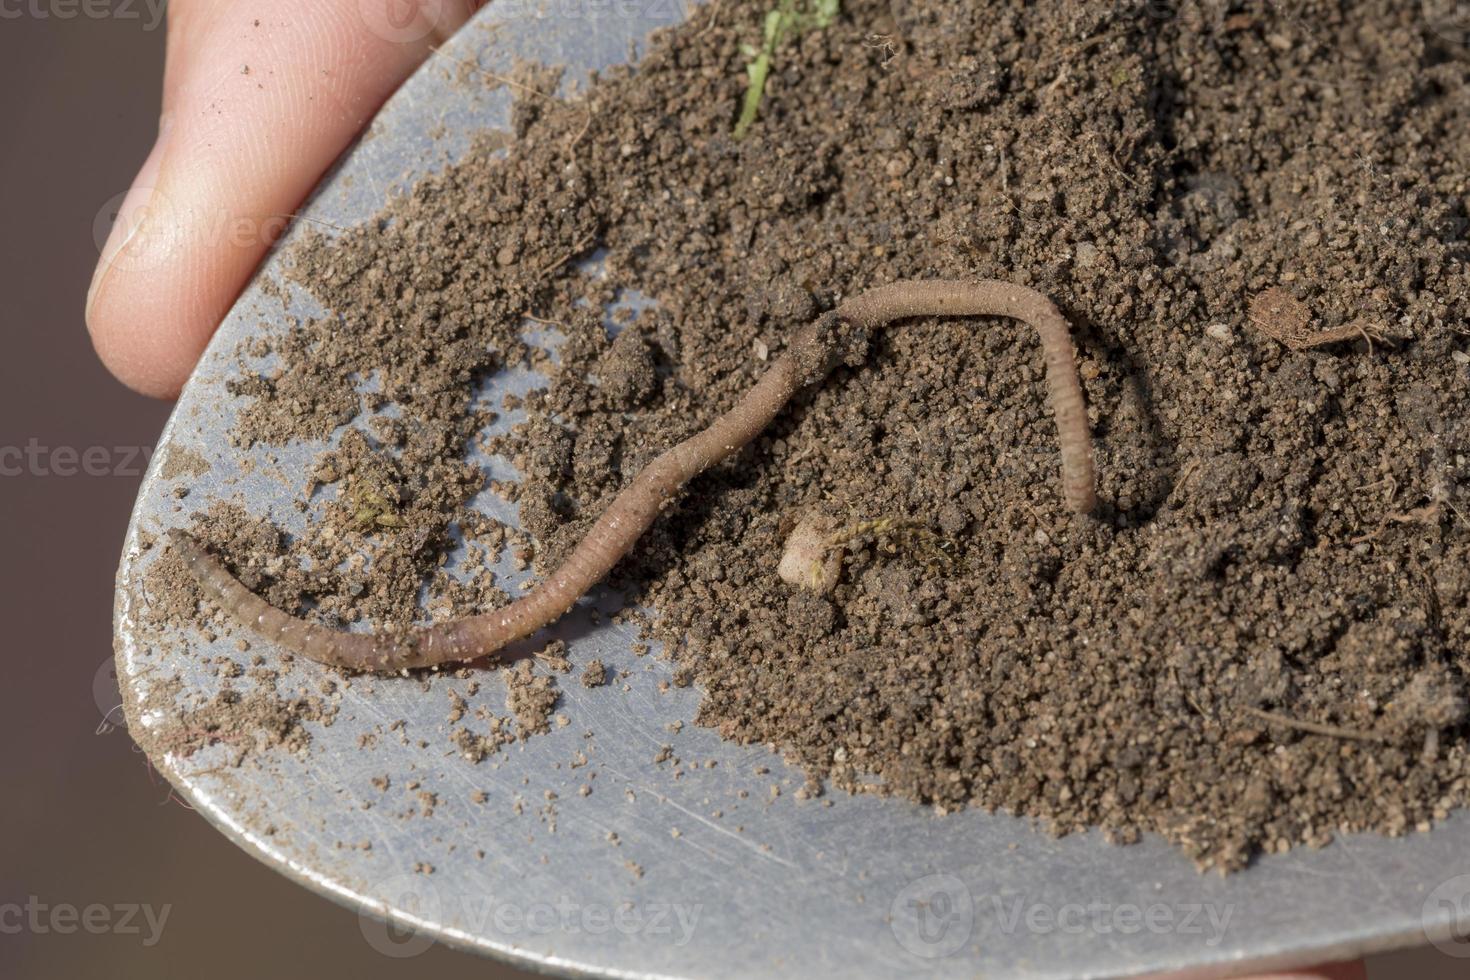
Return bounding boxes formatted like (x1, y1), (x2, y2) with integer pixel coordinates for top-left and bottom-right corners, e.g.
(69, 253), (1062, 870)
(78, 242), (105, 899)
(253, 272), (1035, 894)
(86, 0), (489, 398)
(94, 7), (1374, 973)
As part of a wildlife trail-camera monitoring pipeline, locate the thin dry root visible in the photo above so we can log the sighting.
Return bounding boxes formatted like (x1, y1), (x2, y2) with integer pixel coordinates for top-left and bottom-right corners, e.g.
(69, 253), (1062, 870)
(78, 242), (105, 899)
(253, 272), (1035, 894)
(174, 279), (1097, 672)
(1242, 706), (1384, 744)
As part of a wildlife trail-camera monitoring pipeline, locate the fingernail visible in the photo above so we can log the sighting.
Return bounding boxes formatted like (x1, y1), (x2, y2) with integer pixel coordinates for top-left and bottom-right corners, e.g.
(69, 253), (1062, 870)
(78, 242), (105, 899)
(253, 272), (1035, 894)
(87, 118), (172, 321)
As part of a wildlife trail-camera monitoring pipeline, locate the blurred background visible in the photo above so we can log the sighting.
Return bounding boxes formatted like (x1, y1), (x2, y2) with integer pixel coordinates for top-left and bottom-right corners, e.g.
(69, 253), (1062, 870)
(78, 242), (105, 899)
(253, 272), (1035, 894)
(0, 5), (1460, 980)
(0, 8), (526, 980)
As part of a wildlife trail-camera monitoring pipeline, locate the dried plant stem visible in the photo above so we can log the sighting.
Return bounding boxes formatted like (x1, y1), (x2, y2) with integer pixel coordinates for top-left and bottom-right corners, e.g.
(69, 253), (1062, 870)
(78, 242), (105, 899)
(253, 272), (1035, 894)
(1243, 706), (1385, 744)
(173, 279), (1096, 671)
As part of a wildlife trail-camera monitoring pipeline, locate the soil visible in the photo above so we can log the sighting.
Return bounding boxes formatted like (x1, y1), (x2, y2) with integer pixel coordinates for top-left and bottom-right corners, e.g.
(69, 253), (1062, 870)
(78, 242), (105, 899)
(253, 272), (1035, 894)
(140, 0), (1470, 871)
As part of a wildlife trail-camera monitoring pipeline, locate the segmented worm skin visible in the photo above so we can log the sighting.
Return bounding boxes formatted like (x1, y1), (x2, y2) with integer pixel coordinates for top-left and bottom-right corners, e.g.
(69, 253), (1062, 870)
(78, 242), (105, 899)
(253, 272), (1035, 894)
(838, 280), (1096, 515)
(171, 279), (1095, 671)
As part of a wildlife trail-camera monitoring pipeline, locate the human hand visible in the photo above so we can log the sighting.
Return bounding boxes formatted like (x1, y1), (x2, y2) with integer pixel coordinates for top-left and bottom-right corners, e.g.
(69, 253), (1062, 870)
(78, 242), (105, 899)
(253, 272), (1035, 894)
(86, 0), (484, 398)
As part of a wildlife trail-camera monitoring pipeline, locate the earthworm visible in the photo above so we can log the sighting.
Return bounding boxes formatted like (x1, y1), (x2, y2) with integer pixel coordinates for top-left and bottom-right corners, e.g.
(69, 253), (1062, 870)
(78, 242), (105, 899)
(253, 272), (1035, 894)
(171, 279), (1096, 671)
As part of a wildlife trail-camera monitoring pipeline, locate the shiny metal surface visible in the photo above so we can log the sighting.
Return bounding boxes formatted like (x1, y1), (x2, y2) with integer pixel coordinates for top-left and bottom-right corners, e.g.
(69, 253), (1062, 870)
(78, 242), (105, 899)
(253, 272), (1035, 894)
(113, 3), (1470, 976)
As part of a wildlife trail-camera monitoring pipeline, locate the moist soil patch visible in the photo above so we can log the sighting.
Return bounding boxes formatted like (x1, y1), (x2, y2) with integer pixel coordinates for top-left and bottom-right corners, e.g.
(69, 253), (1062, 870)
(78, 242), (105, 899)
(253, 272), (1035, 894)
(150, 0), (1470, 871)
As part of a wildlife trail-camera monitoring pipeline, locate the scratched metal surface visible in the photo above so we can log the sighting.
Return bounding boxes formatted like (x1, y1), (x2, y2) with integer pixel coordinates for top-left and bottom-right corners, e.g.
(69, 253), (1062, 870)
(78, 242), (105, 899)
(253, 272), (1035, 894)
(112, 3), (1470, 977)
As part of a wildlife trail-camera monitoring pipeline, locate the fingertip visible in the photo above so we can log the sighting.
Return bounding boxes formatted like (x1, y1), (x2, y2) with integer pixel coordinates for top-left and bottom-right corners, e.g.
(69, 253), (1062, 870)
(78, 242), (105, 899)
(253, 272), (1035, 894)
(88, 0), (486, 399)
(85, 289), (197, 401)
(86, 132), (201, 399)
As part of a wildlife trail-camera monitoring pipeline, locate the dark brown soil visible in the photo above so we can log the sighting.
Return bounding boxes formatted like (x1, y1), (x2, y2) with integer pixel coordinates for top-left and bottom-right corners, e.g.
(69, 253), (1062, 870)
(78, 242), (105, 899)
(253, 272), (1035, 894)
(155, 0), (1470, 871)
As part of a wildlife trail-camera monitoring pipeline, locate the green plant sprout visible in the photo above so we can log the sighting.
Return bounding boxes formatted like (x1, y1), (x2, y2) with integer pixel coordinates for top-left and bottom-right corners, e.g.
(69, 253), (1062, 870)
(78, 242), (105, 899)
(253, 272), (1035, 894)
(734, 0), (841, 139)
(349, 487), (405, 530)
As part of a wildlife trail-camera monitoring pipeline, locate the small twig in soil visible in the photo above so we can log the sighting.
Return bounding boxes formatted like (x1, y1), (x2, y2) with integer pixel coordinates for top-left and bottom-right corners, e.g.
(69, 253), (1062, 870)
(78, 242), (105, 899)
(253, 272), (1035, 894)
(521, 312), (568, 330)
(1348, 500), (1445, 545)
(1171, 666), (1210, 719)
(536, 231), (597, 278)
(863, 34), (898, 69)
(1243, 706), (1385, 744)
(172, 279), (1096, 671)
(1354, 472), (1398, 498)
(267, 213), (350, 234)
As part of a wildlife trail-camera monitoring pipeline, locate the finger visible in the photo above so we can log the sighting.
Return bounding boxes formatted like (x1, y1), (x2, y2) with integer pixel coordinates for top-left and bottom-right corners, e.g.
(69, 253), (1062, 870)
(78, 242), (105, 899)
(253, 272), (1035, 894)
(87, 0), (484, 398)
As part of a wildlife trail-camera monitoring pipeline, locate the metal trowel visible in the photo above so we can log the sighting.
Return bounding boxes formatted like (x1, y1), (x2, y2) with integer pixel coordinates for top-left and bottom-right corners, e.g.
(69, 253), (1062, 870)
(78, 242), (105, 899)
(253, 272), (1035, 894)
(112, 3), (1470, 976)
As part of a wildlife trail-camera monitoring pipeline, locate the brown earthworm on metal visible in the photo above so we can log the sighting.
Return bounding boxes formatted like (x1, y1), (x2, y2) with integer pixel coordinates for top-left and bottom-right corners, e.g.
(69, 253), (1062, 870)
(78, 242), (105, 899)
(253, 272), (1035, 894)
(171, 279), (1096, 672)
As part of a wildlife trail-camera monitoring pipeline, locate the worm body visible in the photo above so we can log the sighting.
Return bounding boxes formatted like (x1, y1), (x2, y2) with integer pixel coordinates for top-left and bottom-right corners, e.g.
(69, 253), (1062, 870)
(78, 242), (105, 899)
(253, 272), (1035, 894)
(173, 279), (1096, 671)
